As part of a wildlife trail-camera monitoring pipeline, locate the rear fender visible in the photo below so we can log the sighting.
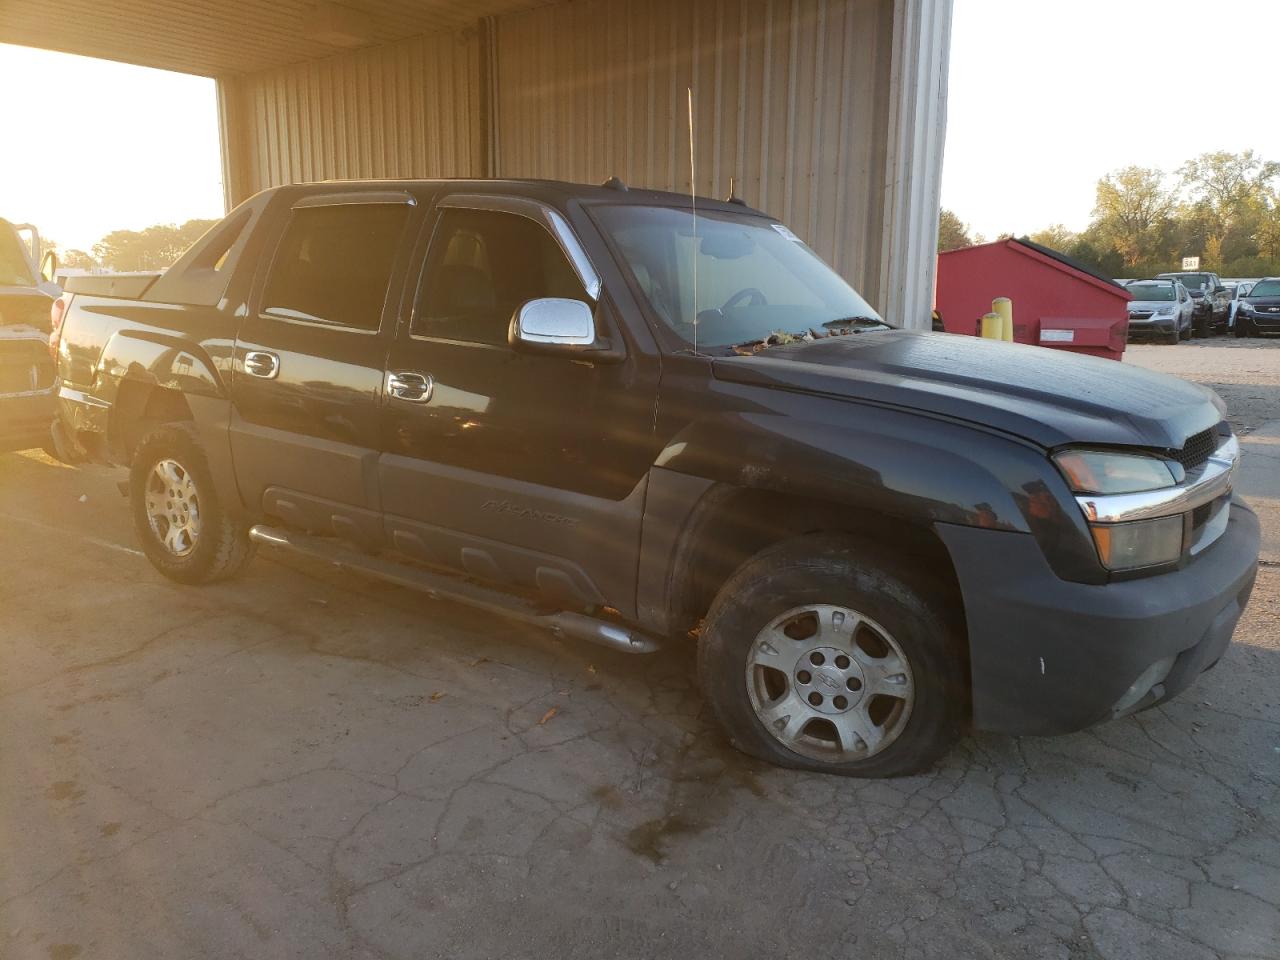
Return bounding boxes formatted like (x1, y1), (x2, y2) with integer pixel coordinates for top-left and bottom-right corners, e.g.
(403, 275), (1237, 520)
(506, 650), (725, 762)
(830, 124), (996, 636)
(98, 329), (225, 401)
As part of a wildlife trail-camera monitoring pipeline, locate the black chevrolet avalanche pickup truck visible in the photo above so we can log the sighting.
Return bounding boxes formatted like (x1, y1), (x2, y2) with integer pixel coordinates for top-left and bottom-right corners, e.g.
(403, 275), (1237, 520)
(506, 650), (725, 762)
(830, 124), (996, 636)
(47, 179), (1259, 777)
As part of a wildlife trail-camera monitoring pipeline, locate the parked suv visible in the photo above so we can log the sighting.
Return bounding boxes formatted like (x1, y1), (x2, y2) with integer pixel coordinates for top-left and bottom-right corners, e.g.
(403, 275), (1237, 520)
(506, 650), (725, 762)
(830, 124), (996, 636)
(1158, 271), (1228, 336)
(1236, 277), (1280, 337)
(47, 180), (1260, 778)
(1124, 279), (1193, 343)
(0, 218), (59, 453)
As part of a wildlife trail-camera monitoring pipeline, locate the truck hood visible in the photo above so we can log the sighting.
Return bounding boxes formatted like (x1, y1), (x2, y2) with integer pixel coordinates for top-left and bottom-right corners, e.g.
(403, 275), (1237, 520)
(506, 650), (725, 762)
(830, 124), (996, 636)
(712, 330), (1223, 450)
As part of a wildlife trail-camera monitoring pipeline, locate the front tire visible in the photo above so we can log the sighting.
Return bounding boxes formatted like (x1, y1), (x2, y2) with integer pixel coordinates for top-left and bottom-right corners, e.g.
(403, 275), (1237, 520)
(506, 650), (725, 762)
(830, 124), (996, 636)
(129, 423), (255, 584)
(697, 535), (965, 778)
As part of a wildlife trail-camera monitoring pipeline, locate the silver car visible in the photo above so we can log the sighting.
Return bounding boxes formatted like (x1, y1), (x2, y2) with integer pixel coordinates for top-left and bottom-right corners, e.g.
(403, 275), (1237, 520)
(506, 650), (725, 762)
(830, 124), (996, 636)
(1124, 278), (1193, 344)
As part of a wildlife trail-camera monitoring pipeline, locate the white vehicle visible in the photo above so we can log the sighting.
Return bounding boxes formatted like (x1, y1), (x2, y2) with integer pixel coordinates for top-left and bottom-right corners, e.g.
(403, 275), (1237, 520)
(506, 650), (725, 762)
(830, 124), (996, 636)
(1226, 281), (1255, 333)
(1124, 278), (1193, 344)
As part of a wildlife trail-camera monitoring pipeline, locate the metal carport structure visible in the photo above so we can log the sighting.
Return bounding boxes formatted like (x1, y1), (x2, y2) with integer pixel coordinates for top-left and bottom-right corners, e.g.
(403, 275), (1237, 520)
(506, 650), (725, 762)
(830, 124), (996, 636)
(2, 0), (951, 326)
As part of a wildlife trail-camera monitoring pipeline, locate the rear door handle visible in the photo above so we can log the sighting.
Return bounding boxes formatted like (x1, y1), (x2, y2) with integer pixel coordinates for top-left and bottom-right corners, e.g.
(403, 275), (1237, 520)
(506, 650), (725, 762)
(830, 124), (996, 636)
(387, 371), (434, 403)
(243, 350), (280, 379)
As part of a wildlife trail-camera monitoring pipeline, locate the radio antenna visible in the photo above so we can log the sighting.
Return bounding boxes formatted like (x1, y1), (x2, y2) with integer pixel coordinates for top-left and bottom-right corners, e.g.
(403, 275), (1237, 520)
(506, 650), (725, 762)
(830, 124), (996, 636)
(687, 86), (698, 357)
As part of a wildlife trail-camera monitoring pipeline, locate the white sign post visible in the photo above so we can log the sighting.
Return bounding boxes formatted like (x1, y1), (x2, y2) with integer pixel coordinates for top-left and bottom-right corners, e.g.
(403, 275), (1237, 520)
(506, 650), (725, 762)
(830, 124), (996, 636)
(1182, 256), (1201, 271)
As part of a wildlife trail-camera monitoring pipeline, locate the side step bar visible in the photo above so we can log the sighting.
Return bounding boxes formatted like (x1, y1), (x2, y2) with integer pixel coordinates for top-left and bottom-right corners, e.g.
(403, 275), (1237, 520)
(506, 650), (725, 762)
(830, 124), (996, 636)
(248, 524), (661, 655)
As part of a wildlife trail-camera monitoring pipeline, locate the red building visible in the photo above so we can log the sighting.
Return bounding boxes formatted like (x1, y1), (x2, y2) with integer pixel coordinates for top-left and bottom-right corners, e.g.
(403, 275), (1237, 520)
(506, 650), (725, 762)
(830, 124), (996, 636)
(936, 238), (1131, 361)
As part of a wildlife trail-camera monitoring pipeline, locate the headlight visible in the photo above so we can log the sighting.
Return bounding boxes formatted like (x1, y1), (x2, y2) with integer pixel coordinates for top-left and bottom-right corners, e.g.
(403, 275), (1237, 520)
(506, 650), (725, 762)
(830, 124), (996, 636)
(1090, 516), (1184, 570)
(1156, 306), (1175, 317)
(1053, 449), (1184, 494)
(1053, 449), (1188, 571)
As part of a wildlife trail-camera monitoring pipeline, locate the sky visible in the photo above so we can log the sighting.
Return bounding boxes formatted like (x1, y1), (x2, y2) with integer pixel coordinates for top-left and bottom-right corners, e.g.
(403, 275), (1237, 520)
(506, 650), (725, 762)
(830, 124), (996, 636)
(0, 43), (222, 253)
(3, 1), (1279, 253)
(941, 0), (1280, 240)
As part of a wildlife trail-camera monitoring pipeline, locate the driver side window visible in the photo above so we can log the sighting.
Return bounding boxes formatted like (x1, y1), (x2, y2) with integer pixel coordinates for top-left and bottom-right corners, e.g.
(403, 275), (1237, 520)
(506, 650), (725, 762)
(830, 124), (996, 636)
(413, 208), (586, 346)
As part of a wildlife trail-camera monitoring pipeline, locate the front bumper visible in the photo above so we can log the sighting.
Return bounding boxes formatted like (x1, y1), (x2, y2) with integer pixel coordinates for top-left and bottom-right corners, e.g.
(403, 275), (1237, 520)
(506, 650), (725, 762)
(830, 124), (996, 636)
(935, 498), (1260, 736)
(1126, 316), (1177, 337)
(0, 390), (56, 453)
(1242, 311), (1280, 333)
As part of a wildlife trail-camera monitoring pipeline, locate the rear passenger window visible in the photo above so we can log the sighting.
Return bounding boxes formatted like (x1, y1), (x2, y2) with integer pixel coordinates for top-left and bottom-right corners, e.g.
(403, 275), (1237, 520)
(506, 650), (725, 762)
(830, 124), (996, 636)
(414, 208), (586, 345)
(262, 204), (411, 331)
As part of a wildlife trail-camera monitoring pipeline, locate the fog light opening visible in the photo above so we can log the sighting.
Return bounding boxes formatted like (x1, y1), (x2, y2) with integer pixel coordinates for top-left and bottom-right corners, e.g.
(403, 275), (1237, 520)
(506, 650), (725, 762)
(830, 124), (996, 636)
(1111, 655), (1177, 717)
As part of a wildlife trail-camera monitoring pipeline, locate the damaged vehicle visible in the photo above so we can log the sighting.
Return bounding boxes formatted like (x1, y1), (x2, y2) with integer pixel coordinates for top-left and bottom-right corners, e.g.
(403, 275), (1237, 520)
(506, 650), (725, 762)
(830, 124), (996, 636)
(0, 219), (59, 453)
(48, 180), (1260, 777)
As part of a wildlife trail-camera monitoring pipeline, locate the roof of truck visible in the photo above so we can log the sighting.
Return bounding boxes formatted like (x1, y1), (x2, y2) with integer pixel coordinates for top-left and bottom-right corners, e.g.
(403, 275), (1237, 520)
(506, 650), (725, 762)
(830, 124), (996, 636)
(269, 177), (770, 218)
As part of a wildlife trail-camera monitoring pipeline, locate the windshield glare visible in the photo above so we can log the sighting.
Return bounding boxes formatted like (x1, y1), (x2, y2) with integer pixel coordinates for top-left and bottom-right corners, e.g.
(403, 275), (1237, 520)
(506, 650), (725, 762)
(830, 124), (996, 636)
(1127, 283), (1175, 302)
(1249, 280), (1280, 298)
(594, 205), (885, 351)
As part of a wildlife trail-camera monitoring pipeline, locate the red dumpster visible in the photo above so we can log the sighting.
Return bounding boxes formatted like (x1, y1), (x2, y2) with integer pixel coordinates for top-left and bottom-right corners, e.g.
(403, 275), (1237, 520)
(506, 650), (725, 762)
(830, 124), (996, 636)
(936, 237), (1131, 361)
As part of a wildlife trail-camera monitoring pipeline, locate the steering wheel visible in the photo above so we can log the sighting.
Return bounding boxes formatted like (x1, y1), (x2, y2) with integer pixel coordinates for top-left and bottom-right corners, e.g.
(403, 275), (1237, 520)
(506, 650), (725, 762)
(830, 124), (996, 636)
(722, 287), (767, 312)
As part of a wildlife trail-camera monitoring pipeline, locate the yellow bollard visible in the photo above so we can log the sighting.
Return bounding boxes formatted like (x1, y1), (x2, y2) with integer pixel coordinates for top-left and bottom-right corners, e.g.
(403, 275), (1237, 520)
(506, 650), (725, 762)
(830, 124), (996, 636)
(981, 312), (1003, 340)
(992, 297), (1013, 342)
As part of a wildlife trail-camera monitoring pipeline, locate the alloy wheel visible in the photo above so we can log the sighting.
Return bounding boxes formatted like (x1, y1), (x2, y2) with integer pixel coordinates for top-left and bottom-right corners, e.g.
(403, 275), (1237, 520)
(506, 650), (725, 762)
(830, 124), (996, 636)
(144, 458), (203, 557)
(745, 604), (914, 762)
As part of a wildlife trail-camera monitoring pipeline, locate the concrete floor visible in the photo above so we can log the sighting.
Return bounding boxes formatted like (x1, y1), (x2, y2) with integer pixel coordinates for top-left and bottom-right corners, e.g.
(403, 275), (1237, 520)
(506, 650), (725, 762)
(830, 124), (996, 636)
(2, 341), (1279, 960)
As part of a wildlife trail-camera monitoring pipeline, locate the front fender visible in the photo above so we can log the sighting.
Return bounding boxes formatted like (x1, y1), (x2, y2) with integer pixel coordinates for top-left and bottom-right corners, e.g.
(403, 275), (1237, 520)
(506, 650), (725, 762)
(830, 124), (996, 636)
(651, 406), (1105, 586)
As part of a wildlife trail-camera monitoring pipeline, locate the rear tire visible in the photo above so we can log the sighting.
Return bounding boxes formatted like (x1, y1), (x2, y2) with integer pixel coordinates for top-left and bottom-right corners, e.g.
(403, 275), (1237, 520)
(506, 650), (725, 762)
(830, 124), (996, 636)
(697, 534), (965, 778)
(129, 423), (255, 584)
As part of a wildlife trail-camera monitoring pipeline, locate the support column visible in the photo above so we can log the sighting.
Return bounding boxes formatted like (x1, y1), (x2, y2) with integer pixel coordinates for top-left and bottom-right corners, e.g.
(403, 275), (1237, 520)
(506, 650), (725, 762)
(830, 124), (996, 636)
(877, 0), (953, 329)
(215, 76), (253, 211)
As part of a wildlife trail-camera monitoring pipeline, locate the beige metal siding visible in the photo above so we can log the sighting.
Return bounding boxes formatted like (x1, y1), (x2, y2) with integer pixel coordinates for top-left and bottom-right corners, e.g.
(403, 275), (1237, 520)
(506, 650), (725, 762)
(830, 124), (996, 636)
(220, 29), (483, 199)
(493, 0), (894, 296)
(216, 0), (942, 317)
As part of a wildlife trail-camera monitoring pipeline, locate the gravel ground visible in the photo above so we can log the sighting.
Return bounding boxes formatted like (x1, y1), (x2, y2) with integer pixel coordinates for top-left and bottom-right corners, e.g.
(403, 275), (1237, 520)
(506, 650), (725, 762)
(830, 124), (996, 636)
(2, 342), (1278, 960)
(1125, 337), (1280, 437)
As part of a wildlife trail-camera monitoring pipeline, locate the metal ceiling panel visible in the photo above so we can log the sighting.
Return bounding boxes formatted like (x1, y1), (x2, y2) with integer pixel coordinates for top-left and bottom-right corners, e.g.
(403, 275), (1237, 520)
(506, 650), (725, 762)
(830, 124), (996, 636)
(0, 0), (558, 76)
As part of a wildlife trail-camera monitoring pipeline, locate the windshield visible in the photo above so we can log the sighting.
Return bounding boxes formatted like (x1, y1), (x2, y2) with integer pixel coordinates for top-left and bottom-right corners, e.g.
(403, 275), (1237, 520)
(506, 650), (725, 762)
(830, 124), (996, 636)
(1126, 282), (1175, 302)
(0, 225), (37, 287)
(1249, 279), (1280, 298)
(593, 205), (885, 351)
(1166, 273), (1208, 290)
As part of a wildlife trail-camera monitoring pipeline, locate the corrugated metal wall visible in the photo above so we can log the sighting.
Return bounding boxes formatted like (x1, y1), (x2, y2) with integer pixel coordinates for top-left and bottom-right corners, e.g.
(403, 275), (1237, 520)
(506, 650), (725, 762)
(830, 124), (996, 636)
(218, 28), (483, 202)
(493, 0), (893, 298)
(216, 0), (944, 320)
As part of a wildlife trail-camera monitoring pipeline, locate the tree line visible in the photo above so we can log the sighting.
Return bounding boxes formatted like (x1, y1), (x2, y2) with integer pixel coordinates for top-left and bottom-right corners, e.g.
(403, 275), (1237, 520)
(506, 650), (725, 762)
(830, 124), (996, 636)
(50, 219), (219, 273)
(940, 150), (1280, 279)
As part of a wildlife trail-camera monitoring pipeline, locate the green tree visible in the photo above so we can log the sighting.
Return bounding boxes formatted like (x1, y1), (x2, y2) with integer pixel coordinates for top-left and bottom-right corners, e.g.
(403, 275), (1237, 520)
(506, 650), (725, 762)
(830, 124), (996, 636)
(1091, 166), (1177, 268)
(1027, 224), (1077, 252)
(60, 249), (99, 270)
(1178, 150), (1280, 237)
(92, 219), (218, 272)
(937, 209), (973, 252)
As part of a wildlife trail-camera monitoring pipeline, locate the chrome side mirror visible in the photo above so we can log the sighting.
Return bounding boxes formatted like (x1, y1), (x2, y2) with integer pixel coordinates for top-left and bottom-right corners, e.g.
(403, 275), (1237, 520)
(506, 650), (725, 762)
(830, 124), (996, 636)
(511, 298), (596, 349)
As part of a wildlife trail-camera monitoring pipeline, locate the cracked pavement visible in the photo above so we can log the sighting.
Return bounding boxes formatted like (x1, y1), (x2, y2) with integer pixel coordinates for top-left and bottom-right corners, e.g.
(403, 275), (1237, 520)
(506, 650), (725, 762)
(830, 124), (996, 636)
(3, 340), (1279, 959)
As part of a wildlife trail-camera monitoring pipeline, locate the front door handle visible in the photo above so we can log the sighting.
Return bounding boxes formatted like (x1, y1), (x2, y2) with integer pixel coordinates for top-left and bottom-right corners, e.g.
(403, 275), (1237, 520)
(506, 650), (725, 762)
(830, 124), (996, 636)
(243, 350), (280, 379)
(387, 371), (434, 403)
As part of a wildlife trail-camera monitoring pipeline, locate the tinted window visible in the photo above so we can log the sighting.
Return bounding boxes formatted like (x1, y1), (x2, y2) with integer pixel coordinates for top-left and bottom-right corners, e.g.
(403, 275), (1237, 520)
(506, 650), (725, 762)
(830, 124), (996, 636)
(262, 203), (410, 331)
(414, 208), (586, 345)
(1249, 280), (1280, 297)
